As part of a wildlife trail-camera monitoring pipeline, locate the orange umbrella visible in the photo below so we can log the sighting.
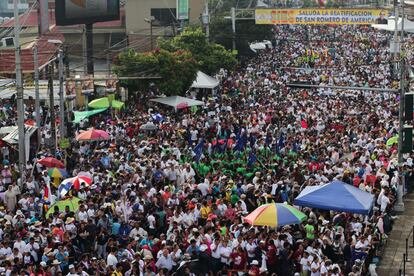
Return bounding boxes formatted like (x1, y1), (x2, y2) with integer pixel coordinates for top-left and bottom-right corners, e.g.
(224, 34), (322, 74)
(76, 129), (110, 141)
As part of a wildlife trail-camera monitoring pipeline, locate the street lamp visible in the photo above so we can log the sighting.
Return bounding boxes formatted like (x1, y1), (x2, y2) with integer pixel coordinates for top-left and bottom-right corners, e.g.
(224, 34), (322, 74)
(144, 16), (156, 50)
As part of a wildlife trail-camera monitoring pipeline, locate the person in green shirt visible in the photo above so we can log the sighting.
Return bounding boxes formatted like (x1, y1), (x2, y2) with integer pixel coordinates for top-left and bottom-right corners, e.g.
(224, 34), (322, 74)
(304, 219), (316, 240)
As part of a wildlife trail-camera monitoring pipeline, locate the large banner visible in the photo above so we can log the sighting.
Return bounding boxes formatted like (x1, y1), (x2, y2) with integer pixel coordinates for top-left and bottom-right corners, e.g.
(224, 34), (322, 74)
(255, 9), (389, 25)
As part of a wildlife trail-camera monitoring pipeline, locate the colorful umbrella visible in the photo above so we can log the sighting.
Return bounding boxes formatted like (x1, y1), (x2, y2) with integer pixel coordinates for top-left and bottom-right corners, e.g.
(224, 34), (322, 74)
(243, 203), (307, 228)
(61, 175), (92, 190)
(48, 168), (68, 178)
(386, 135), (398, 147)
(76, 129), (110, 141)
(38, 157), (65, 168)
(45, 197), (81, 218)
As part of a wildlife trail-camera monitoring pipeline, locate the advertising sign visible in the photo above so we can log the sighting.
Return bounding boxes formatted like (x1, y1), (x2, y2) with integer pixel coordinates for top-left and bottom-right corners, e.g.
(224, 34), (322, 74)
(56, 0), (120, 26)
(255, 9), (389, 25)
(177, 0), (189, 20)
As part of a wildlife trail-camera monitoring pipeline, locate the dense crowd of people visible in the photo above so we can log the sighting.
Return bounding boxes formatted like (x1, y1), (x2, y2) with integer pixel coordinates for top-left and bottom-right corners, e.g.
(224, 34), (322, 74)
(0, 24), (413, 276)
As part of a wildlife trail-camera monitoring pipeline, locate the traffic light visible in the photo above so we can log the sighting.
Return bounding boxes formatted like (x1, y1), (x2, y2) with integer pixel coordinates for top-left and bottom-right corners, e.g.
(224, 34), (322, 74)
(404, 93), (414, 121)
(402, 125), (413, 153)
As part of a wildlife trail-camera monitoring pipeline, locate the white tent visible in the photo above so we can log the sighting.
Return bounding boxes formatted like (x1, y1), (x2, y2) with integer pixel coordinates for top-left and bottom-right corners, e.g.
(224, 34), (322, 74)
(150, 96), (204, 109)
(249, 40), (272, 53)
(191, 71), (219, 89)
(2, 125), (38, 162)
(372, 16), (414, 33)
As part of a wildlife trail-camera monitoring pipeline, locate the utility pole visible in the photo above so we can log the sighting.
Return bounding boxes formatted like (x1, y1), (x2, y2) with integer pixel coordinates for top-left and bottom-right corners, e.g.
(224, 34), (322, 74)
(48, 64), (56, 155)
(34, 44), (41, 139)
(85, 23), (94, 75)
(14, 0), (26, 179)
(58, 49), (65, 138)
(231, 7), (236, 50)
(204, 0), (210, 41)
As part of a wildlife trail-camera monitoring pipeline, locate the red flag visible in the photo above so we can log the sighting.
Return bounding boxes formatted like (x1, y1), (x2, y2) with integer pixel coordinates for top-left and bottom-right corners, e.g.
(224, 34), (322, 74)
(301, 119), (308, 129)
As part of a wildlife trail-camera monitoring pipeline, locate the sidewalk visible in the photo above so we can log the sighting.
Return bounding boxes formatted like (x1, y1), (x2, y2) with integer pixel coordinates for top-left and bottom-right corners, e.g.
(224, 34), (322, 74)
(376, 192), (414, 276)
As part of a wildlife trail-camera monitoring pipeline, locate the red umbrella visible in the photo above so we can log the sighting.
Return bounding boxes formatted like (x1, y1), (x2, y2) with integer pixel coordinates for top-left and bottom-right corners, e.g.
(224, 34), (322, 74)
(38, 157), (65, 168)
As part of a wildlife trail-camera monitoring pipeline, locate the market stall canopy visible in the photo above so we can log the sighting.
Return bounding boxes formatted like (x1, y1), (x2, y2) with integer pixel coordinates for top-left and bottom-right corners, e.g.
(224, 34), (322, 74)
(294, 180), (375, 215)
(88, 97), (125, 110)
(191, 71), (219, 89)
(73, 108), (107, 124)
(372, 16), (414, 33)
(150, 96), (204, 109)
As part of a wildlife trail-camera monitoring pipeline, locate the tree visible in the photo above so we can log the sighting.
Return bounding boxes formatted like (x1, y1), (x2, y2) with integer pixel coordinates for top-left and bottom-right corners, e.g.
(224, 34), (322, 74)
(209, 17), (273, 57)
(158, 28), (237, 75)
(113, 48), (198, 96)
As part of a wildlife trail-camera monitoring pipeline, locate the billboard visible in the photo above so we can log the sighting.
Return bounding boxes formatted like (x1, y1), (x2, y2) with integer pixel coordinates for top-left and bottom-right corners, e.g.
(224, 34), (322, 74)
(255, 9), (389, 25)
(177, 0), (189, 20)
(55, 0), (120, 26)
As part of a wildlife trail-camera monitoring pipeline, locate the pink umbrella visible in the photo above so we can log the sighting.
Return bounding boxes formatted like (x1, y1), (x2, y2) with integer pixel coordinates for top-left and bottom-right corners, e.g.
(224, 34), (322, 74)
(76, 129), (110, 142)
(176, 102), (189, 109)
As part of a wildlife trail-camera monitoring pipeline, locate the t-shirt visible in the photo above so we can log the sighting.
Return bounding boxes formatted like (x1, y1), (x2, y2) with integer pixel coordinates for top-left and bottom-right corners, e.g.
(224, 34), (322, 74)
(305, 224), (315, 239)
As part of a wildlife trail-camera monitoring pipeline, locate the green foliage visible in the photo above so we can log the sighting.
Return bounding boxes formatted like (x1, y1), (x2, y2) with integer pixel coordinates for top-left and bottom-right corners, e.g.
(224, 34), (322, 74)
(113, 48), (198, 96)
(157, 28), (237, 75)
(209, 17), (273, 57)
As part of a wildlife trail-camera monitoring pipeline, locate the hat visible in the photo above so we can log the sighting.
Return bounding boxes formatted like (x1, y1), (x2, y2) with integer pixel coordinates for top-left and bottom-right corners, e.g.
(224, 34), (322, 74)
(200, 244), (208, 252)
(251, 260), (259, 265)
(144, 255), (153, 260)
(65, 217), (75, 224)
(322, 220), (329, 226)
(34, 221), (42, 227)
(40, 262), (47, 268)
(68, 264), (75, 269)
(52, 260), (61, 265)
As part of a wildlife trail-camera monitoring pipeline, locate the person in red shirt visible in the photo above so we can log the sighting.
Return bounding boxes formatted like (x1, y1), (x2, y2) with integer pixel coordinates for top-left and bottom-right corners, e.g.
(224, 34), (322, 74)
(248, 260), (260, 276)
(230, 246), (247, 271)
(266, 239), (278, 274)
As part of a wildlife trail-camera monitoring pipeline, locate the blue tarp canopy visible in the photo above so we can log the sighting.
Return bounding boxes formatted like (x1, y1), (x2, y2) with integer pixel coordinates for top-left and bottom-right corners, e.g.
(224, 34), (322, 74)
(293, 180), (375, 215)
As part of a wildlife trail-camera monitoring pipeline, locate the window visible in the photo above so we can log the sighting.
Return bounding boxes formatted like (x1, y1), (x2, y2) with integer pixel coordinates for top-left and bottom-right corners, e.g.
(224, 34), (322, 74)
(150, 8), (177, 26)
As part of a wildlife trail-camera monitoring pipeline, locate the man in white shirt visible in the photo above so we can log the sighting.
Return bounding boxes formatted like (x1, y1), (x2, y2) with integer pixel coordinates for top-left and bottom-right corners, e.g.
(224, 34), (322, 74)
(13, 236), (26, 254)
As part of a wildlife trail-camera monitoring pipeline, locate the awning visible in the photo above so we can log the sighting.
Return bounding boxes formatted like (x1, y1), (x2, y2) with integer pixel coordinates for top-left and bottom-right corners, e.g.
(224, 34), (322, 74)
(2, 125), (38, 162)
(372, 16), (414, 33)
(191, 71), (219, 89)
(293, 180), (375, 215)
(73, 108), (107, 124)
(150, 96), (204, 109)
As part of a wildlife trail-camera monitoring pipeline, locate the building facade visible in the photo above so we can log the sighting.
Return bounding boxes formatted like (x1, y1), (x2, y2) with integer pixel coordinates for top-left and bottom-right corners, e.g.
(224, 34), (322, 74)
(126, 0), (204, 51)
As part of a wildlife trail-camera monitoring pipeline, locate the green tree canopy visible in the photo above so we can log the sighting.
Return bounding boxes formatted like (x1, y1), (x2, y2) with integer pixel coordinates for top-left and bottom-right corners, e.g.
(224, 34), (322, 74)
(158, 28), (237, 75)
(114, 48), (198, 96)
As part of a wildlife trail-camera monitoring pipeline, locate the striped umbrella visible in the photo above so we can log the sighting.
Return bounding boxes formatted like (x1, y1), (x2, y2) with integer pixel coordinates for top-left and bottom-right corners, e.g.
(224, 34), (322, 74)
(243, 203), (307, 228)
(61, 175), (92, 191)
(48, 168), (68, 178)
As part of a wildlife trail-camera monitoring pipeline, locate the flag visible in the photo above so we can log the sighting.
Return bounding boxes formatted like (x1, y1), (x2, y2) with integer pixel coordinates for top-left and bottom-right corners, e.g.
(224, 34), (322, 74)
(301, 119), (308, 129)
(193, 139), (205, 163)
(233, 134), (247, 152)
(58, 182), (73, 199)
(44, 182), (55, 205)
(247, 152), (257, 168)
(151, 113), (164, 122)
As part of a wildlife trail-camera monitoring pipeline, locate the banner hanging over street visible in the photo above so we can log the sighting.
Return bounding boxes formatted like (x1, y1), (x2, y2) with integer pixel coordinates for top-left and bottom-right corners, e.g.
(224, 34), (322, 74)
(255, 9), (389, 25)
